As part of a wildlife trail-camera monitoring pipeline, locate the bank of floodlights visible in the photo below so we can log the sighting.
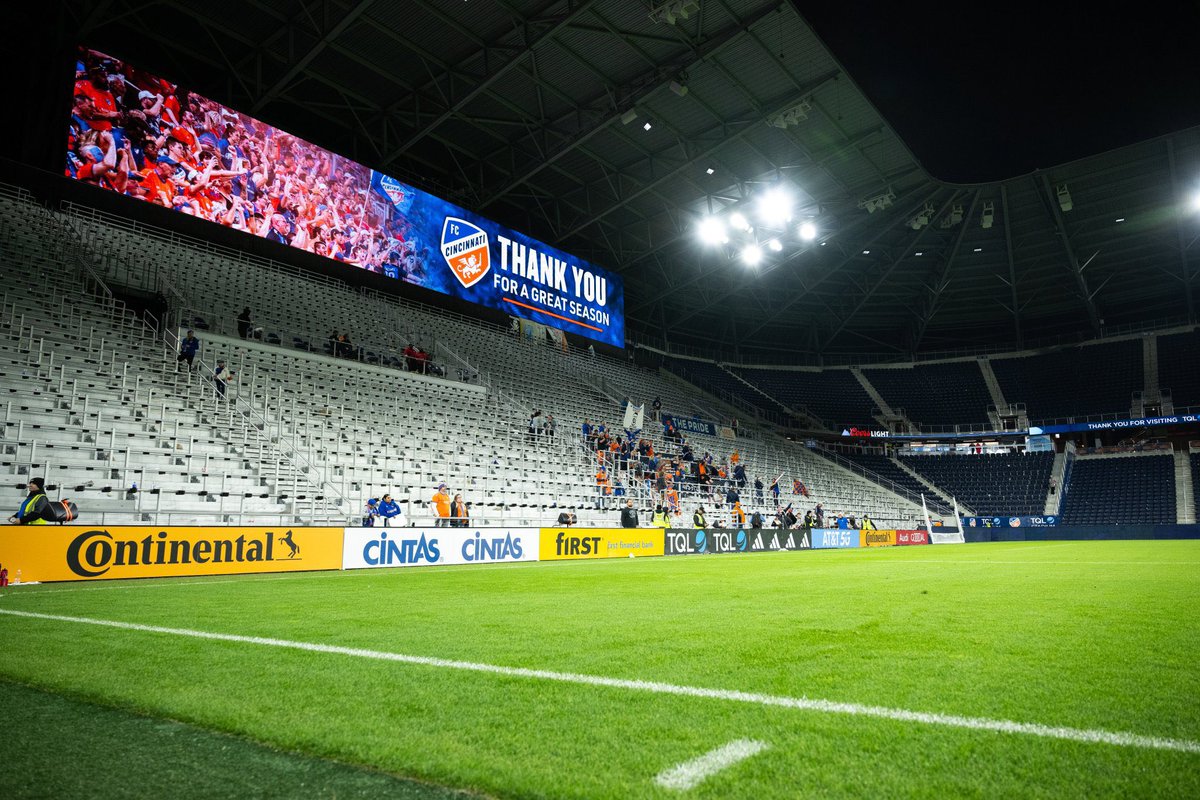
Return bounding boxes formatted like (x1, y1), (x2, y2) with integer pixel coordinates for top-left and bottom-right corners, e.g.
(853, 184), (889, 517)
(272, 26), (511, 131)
(649, 0), (699, 25)
(858, 187), (895, 214)
(766, 100), (812, 129)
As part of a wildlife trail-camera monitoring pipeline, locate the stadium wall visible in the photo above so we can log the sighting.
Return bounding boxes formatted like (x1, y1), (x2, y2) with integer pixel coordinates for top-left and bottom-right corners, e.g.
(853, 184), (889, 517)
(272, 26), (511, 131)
(963, 525), (1200, 542)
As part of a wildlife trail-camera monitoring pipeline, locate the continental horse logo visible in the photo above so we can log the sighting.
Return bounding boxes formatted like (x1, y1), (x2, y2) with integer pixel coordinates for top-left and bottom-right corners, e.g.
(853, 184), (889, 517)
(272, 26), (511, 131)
(279, 530), (300, 558)
(440, 217), (490, 289)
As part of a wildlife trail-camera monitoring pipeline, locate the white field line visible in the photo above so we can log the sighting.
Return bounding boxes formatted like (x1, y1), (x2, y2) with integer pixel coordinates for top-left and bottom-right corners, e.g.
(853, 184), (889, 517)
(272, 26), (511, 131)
(1, 609), (1197, 755)
(654, 739), (769, 791)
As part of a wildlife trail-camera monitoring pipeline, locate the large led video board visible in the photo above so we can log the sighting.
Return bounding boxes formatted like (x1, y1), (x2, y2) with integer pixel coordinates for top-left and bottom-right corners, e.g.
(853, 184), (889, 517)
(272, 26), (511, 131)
(66, 47), (624, 346)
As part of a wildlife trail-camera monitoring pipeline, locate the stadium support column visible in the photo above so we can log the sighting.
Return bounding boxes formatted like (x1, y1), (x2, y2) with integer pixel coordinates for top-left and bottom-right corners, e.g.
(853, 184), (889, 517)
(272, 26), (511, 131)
(999, 184), (1023, 348)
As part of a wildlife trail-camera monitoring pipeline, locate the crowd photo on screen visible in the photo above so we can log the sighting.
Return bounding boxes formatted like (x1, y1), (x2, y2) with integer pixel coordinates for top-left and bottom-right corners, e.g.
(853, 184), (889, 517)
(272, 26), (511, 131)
(67, 47), (430, 283)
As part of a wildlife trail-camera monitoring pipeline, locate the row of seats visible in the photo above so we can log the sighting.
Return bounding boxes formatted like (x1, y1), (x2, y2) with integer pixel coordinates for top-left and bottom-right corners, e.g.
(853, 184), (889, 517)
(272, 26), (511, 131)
(899, 451), (1054, 517)
(1059, 454), (1176, 525)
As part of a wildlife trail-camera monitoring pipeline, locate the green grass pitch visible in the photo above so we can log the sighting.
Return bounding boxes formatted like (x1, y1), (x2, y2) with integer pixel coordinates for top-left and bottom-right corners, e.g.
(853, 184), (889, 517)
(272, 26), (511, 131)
(1, 540), (1198, 798)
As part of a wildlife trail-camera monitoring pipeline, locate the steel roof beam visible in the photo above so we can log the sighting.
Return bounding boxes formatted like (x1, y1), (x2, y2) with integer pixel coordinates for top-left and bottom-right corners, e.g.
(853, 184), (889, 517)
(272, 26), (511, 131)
(1039, 174), (1102, 335)
(1166, 138), (1196, 322)
(909, 190), (980, 353)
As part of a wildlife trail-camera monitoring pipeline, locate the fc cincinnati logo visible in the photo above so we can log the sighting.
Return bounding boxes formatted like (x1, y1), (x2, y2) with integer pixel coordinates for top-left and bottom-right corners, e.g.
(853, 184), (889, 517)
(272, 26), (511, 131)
(440, 217), (490, 289)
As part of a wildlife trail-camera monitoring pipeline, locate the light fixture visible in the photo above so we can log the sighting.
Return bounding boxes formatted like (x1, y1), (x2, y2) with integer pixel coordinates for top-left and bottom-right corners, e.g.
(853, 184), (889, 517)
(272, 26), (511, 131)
(1056, 183), (1073, 212)
(820, 241), (827, 246)
(862, 249), (870, 255)
(940, 204), (964, 229)
(1114, 217), (1125, 223)
(973, 247), (982, 252)
(766, 100), (812, 129)
(705, 167), (715, 175)
(908, 203), (935, 230)
(697, 217), (725, 246)
(980, 200), (994, 229)
(858, 187), (895, 214)
(643, 120), (653, 131)
(620, 109), (638, 125)
(799, 222), (817, 241)
(649, 0), (699, 25)
(768, 239), (783, 252)
(757, 186), (793, 225)
(1191, 192), (1200, 211)
(669, 80), (688, 97)
(741, 244), (762, 266)
(729, 212), (750, 232)
(915, 251), (923, 256)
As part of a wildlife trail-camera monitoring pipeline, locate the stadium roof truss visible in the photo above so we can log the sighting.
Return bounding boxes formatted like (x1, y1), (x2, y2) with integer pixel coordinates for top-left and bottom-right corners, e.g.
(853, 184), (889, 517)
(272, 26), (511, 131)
(69, 0), (1200, 361)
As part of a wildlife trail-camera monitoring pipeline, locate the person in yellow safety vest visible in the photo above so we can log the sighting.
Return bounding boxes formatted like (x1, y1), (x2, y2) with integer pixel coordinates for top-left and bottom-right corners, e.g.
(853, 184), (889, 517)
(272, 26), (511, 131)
(9, 477), (51, 525)
(861, 515), (876, 531)
(651, 505), (671, 528)
(693, 505), (707, 529)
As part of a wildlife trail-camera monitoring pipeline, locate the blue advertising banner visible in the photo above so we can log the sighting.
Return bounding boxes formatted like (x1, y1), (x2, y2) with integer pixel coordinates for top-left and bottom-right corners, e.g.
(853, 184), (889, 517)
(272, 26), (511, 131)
(66, 47), (624, 347)
(663, 414), (718, 437)
(964, 516), (1058, 529)
(810, 528), (860, 549)
(1031, 414), (1200, 435)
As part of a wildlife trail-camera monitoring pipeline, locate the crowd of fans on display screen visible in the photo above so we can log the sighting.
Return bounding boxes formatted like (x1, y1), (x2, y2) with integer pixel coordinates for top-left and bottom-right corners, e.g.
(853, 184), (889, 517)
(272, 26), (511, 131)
(68, 50), (429, 281)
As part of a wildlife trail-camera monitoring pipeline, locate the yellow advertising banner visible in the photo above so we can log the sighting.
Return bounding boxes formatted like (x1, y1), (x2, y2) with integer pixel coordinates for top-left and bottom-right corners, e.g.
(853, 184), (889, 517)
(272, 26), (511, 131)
(0, 526), (343, 583)
(538, 528), (664, 561)
(860, 529), (898, 547)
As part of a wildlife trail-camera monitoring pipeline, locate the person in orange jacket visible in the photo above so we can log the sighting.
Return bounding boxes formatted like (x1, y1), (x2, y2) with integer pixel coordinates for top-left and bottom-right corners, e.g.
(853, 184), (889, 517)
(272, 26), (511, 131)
(432, 483), (451, 527)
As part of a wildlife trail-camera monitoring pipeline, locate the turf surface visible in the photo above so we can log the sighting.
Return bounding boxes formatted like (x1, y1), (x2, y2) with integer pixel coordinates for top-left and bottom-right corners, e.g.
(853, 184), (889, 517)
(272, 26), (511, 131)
(0, 540), (1197, 798)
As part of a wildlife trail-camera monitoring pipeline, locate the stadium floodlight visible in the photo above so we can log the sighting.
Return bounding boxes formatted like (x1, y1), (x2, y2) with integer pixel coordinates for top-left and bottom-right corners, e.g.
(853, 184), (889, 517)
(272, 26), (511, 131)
(669, 80), (688, 97)
(940, 204), (964, 228)
(1192, 191), (1200, 212)
(697, 217), (726, 246)
(799, 221), (817, 241)
(649, 0), (699, 25)
(729, 212), (751, 232)
(980, 200), (995, 229)
(858, 187), (895, 213)
(908, 202), (935, 230)
(1056, 183), (1073, 212)
(620, 109), (638, 125)
(643, 120), (653, 131)
(757, 186), (793, 225)
(766, 100), (812, 129)
(768, 238), (783, 252)
(741, 244), (762, 266)
(705, 167), (715, 175)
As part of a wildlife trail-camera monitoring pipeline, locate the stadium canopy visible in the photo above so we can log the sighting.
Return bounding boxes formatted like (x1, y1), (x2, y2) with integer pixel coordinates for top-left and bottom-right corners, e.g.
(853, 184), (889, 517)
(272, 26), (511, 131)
(62, 0), (1200, 363)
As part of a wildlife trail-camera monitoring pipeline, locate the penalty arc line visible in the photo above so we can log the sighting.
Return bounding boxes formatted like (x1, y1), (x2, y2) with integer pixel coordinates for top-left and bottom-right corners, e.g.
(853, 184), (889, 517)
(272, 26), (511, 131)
(1, 608), (1198, 756)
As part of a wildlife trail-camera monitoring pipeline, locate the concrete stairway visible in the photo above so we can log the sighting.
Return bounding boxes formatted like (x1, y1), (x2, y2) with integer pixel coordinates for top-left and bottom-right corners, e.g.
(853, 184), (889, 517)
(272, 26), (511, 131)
(1174, 451), (1195, 524)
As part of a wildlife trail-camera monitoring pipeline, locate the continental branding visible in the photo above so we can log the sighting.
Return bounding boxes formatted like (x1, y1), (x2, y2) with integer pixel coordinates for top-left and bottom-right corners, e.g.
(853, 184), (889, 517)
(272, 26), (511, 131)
(0, 525), (343, 582)
(861, 529), (898, 547)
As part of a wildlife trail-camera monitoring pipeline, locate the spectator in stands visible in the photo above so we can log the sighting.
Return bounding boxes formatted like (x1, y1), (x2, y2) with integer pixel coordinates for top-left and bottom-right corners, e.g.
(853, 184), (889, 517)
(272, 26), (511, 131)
(177, 330), (200, 370)
(754, 477), (764, 504)
(814, 503), (825, 528)
(652, 396), (662, 421)
(596, 465), (612, 508)
(528, 409), (543, 439)
(733, 462), (747, 487)
(556, 510), (577, 527)
(750, 508), (764, 529)
(836, 513), (850, 530)
(693, 506), (707, 529)
(377, 494), (402, 528)
(432, 484), (451, 527)
(620, 499), (639, 528)
(451, 493), (469, 528)
(581, 419), (592, 439)
(362, 498), (378, 527)
(848, 514), (859, 530)
(9, 478), (51, 525)
(237, 307), (252, 338)
(732, 501), (746, 527)
(803, 509), (816, 530)
(725, 486), (740, 509)
(613, 477), (625, 498)
(771, 478), (781, 504)
(545, 414), (556, 438)
(213, 359), (234, 398)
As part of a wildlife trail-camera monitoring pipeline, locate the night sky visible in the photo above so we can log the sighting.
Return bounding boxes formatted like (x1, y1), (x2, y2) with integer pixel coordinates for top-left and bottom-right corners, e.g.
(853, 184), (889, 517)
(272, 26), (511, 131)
(799, 4), (1200, 183)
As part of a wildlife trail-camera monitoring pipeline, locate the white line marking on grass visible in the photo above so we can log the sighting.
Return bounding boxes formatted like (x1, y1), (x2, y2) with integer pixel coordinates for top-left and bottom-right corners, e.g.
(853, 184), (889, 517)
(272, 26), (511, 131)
(654, 739), (769, 791)
(1, 609), (1198, 755)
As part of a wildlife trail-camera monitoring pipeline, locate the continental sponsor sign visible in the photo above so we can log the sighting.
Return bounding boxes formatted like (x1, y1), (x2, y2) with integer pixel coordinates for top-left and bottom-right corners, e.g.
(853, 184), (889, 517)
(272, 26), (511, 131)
(539, 528), (664, 560)
(860, 529), (898, 547)
(0, 526), (342, 582)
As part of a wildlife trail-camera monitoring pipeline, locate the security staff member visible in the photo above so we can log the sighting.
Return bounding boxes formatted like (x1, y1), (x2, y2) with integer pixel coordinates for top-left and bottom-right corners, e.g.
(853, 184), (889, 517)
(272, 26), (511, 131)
(693, 506), (707, 529)
(9, 478), (51, 525)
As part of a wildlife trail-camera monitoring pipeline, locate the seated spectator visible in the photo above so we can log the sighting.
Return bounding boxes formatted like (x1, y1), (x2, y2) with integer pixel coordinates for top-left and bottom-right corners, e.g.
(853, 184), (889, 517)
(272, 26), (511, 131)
(378, 494), (402, 527)
(362, 498), (379, 527)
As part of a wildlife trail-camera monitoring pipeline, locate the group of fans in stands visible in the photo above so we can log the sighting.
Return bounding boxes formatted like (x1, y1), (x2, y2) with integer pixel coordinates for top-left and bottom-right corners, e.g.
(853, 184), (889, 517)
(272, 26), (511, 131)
(361, 484), (468, 528)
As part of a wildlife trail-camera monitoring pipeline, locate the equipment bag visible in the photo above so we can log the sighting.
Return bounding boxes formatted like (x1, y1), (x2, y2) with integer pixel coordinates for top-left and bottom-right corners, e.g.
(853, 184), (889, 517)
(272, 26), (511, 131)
(49, 499), (78, 523)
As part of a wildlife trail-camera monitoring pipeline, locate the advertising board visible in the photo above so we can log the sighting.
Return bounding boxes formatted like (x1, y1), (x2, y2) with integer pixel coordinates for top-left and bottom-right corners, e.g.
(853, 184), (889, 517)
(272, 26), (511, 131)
(895, 529), (929, 546)
(746, 529), (812, 552)
(810, 529), (861, 550)
(0, 525), (342, 582)
(538, 528), (664, 560)
(67, 47), (624, 346)
(664, 528), (749, 555)
(342, 528), (538, 570)
(860, 529), (897, 547)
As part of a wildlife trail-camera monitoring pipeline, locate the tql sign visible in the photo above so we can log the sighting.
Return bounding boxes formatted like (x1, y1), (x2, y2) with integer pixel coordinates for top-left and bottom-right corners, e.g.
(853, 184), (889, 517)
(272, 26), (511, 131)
(664, 528), (749, 556)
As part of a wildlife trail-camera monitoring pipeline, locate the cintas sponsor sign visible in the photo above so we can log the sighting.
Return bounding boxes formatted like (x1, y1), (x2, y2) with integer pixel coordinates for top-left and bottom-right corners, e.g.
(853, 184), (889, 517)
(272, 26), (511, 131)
(342, 528), (538, 569)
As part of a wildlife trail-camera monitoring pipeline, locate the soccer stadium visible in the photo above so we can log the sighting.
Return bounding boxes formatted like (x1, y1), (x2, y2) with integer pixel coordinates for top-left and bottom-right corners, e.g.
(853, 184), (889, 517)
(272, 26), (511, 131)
(3, 2), (1199, 797)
